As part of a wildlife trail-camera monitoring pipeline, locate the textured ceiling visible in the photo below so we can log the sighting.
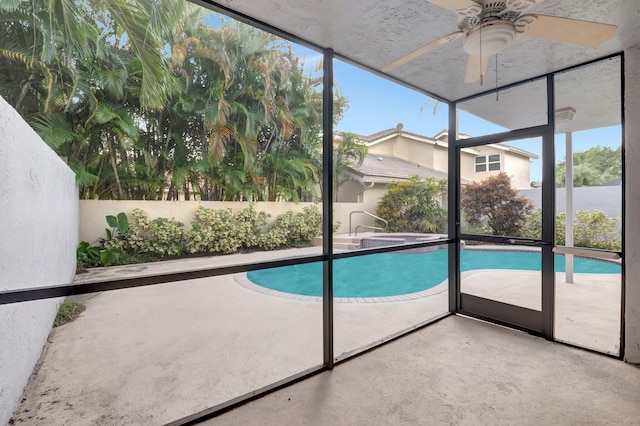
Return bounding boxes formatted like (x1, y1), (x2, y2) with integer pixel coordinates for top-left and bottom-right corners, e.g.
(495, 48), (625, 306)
(209, 0), (638, 130)
(459, 56), (622, 133)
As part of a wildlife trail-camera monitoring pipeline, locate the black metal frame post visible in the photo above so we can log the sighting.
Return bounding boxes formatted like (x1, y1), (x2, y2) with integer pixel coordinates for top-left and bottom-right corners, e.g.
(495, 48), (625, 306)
(448, 101), (460, 313)
(322, 48), (334, 369)
(620, 51), (626, 359)
(454, 133), (549, 335)
(451, 77), (552, 336)
(541, 75), (556, 339)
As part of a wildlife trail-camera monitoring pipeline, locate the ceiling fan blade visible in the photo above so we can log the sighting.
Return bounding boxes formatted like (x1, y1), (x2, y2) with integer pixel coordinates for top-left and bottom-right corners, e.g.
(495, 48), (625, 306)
(518, 14), (617, 47)
(425, 0), (481, 15)
(464, 54), (490, 84)
(382, 32), (463, 72)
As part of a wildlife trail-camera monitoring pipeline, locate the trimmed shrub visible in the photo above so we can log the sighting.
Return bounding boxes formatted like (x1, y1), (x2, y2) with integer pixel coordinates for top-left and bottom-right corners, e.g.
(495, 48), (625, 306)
(186, 207), (240, 254)
(573, 210), (621, 250)
(96, 204), (323, 264)
(234, 204), (269, 248)
(376, 176), (447, 233)
(292, 205), (323, 243)
(108, 209), (186, 256)
(523, 208), (620, 251)
(258, 211), (292, 250)
(258, 205), (322, 249)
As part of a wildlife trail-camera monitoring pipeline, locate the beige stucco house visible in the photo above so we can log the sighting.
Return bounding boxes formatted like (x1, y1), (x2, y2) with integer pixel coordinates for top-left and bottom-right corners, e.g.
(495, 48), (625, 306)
(335, 125), (537, 213)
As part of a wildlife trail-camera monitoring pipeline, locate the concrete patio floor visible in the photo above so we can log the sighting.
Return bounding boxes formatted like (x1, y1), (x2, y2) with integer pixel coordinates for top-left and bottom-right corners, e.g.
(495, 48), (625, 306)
(10, 247), (623, 424)
(211, 315), (640, 426)
(462, 270), (621, 354)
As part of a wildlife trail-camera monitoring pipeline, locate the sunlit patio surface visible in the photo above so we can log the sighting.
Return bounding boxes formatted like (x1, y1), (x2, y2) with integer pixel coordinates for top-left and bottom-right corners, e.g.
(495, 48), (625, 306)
(463, 270), (621, 354)
(11, 247), (621, 425)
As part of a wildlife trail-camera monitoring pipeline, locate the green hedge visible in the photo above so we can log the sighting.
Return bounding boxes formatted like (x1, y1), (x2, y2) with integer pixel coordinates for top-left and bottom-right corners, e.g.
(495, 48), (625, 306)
(522, 208), (621, 251)
(83, 204), (322, 267)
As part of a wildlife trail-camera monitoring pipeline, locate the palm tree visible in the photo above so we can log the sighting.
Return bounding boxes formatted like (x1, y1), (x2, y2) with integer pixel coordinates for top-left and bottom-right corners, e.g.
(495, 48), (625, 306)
(333, 132), (368, 201)
(1, 0), (173, 111)
(1, 0), (336, 201)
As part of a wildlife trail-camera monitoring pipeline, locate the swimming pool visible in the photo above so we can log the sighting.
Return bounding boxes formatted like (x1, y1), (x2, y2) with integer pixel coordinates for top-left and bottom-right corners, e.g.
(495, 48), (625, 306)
(245, 250), (621, 298)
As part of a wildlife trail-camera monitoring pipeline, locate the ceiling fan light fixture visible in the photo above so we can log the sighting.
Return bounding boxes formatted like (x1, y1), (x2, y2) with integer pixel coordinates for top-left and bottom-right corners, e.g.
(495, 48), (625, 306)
(463, 20), (517, 56)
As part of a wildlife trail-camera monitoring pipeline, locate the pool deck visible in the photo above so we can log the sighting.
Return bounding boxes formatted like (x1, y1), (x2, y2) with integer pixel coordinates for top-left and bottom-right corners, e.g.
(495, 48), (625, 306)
(11, 246), (622, 424)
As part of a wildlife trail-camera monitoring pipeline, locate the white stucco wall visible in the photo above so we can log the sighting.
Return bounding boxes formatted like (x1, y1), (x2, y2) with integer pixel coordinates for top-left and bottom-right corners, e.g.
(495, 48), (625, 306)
(79, 200), (319, 243)
(79, 200), (387, 239)
(502, 154), (532, 190)
(0, 96), (78, 423)
(624, 45), (640, 363)
(337, 179), (364, 203)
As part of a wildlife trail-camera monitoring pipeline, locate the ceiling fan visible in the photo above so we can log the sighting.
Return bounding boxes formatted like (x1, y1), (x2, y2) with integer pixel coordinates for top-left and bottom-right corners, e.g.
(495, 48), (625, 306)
(382, 0), (617, 84)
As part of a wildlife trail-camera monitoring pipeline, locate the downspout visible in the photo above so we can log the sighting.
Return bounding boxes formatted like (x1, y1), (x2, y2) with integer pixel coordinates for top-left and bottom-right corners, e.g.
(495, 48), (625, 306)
(358, 181), (375, 203)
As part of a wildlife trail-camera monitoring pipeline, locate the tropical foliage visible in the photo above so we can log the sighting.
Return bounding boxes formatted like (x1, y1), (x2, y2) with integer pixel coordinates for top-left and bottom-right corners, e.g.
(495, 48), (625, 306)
(376, 176), (447, 233)
(333, 132), (367, 201)
(522, 208), (621, 251)
(556, 145), (621, 187)
(461, 173), (533, 236)
(1, 0), (346, 201)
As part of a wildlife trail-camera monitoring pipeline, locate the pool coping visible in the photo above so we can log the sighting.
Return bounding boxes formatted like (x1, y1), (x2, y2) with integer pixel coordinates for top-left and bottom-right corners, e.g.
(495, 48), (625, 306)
(233, 273), (448, 303)
(233, 246), (619, 303)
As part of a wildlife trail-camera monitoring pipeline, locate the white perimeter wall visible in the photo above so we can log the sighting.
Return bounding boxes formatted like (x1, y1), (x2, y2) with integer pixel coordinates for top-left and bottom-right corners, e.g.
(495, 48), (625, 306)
(79, 200), (370, 242)
(624, 45), (640, 363)
(0, 96), (78, 423)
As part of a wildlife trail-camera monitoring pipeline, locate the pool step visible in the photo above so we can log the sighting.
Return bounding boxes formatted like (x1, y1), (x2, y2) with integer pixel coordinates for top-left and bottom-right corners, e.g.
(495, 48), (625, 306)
(333, 241), (361, 251)
(311, 236), (361, 251)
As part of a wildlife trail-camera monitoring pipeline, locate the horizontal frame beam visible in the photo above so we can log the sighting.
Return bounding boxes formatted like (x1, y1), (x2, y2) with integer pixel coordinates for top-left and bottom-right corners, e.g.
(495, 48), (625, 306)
(460, 294), (542, 333)
(454, 52), (623, 104)
(0, 256), (324, 305)
(0, 238), (454, 305)
(453, 125), (548, 148)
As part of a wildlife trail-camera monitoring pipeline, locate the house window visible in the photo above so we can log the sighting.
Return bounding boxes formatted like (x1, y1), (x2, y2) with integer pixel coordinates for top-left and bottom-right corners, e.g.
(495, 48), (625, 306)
(475, 154), (501, 172)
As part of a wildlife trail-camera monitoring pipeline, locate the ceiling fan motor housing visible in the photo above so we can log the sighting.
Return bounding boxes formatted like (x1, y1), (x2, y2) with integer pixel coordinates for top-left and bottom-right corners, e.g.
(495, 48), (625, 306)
(382, 0), (617, 80)
(463, 20), (517, 56)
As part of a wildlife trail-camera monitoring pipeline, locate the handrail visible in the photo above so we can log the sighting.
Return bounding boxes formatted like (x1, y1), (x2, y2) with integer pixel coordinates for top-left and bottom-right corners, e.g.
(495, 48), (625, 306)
(349, 210), (388, 236)
(354, 224), (386, 236)
(553, 246), (621, 261)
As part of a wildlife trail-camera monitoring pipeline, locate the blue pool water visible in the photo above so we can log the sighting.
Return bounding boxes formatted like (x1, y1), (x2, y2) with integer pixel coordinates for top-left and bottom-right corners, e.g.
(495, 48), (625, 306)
(246, 250), (621, 298)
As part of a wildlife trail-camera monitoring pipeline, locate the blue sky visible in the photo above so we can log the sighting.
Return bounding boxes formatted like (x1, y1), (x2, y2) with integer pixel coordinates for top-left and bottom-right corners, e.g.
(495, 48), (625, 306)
(334, 60), (450, 137)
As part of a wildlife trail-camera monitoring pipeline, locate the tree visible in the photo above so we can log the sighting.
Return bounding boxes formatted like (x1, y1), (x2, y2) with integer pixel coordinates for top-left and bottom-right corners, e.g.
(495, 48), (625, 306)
(0, 0), (173, 111)
(376, 176), (447, 233)
(1, 1), (342, 201)
(1, 0), (179, 199)
(461, 173), (533, 236)
(556, 145), (621, 187)
(333, 132), (367, 201)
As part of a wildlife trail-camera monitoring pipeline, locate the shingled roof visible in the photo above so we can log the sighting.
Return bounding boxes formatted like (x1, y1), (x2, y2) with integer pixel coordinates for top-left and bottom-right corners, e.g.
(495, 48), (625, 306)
(348, 154), (449, 182)
(335, 126), (442, 144)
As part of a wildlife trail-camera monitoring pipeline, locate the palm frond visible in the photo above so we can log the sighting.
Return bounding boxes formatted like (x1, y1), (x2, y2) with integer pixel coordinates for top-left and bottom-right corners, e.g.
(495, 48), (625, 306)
(208, 123), (233, 162)
(102, 0), (171, 110)
(69, 162), (98, 187)
(0, 0), (22, 12)
(29, 112), (77, 150)
(94, 104), (119, 124)
(49, 0), (93, 58)
(101, 67), (128, 100)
